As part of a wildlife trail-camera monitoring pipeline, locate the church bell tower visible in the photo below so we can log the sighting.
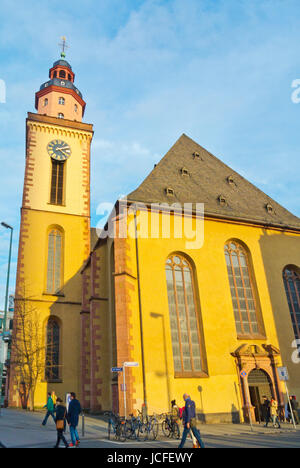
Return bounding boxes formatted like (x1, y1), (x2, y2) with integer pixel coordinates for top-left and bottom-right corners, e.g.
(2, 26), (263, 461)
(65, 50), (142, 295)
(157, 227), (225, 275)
(9, 40), (94, 407)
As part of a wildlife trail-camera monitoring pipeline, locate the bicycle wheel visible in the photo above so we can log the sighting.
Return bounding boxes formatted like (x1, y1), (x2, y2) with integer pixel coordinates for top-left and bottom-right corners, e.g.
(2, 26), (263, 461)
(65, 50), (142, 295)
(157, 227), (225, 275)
(108, 421), (112, 440)
(172, 421), (180, 439)
(137, 423), (149, 442)
(162, 420), (171, 438)
(152, 422), (159, 440)
(125, 421), (133, 439)
(119, 422), (127, 442)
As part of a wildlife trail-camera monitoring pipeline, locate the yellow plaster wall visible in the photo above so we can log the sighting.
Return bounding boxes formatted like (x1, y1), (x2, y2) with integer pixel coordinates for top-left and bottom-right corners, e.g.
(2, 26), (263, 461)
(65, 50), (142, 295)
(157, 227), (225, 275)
(119, 209), (288, 418)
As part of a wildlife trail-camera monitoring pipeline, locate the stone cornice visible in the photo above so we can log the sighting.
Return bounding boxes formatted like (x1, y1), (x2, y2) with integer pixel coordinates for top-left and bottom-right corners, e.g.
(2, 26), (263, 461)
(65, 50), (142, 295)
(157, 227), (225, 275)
(27, 112), (93, 140)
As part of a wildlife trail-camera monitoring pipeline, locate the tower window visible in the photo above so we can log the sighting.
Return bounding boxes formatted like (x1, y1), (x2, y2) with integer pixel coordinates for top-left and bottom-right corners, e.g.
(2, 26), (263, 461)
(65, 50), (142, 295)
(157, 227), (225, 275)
(59, 70), (66, 78)
(74, 104), (78, 113)
(46, 230), (63, 295)
(58, 113), (64, 119)
(45, 318), (60, 381)
(53, 71), (57, 78)
(68, 74), (72, 81)
(44, 98), (48, 107)
(58, 97), (65, 105)
(50, 159), (65, 205)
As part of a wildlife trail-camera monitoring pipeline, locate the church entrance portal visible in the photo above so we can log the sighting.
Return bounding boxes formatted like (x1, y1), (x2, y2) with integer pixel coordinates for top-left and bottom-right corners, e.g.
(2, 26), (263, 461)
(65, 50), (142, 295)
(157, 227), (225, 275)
(248, 369), (273, 422)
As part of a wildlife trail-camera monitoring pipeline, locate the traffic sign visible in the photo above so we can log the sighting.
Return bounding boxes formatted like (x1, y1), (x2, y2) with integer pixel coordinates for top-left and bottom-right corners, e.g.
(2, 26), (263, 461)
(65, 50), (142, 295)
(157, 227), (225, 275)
(111, 367), (123, 372)
(277, 366), (289, 381)
(124, 362), (139, 367)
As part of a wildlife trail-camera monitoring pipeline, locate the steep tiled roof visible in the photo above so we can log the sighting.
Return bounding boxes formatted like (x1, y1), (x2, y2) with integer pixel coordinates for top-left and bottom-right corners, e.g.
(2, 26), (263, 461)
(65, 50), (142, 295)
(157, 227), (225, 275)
(128, 134), (300, 230)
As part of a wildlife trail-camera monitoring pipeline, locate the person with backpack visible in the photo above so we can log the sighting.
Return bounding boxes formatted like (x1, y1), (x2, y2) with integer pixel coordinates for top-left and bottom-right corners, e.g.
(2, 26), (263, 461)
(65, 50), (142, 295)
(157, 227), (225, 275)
(42, 392), (56, 426)
(67, 392), (82, 447)
(171, 400), (179, 422)
(270, 398), (281, 428)
(53, 397), (69, 449)
(178, 394), (205, 449)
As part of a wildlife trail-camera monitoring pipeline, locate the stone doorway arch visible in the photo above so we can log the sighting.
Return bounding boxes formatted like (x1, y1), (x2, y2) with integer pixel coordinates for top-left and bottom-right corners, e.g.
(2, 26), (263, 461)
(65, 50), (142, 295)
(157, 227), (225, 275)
(248, 369), (273, 422)
(231, 344), (284, 423)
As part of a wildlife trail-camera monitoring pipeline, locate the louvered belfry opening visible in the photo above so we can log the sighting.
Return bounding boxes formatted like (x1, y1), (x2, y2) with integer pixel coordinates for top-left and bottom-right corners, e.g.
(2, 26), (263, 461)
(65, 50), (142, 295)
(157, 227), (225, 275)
(50, 159), (65, 205)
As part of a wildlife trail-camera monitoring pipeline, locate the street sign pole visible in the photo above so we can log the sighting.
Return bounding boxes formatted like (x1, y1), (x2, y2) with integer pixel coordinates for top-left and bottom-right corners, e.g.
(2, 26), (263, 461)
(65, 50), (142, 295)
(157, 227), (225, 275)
(284, 380), (296, 429)
(277, 366), (296, 429)
(121, 362), (139, 420)
(123, 365), (126, 420)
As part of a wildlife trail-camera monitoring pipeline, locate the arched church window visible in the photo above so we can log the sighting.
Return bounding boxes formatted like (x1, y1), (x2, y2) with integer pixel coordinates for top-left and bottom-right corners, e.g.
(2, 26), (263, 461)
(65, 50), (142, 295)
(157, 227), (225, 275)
(46, 229), (63, 294)
(59, 70), (66, 78)
(44, 98), (48, 107)
(58, 97), (65, 105)
(165, 254), (203, 376)
(224, 241), (262, 337)
(58, 113), (64, 119)
(45, 318), (60, 381)
(283, 267), (300, 340)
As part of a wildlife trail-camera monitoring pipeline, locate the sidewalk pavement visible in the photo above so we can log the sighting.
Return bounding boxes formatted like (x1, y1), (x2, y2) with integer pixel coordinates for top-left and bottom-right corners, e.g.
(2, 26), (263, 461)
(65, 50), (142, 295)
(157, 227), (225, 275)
(0, 408), (298, 448)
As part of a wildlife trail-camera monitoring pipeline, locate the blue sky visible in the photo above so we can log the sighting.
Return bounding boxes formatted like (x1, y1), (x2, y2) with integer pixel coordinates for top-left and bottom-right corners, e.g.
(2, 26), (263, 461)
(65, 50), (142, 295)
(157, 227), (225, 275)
(0, 0), (300, 307)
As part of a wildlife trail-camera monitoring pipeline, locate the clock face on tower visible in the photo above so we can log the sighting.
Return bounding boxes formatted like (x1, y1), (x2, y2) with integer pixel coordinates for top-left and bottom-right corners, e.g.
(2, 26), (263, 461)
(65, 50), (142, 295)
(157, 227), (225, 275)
(47, 139), (71, 161)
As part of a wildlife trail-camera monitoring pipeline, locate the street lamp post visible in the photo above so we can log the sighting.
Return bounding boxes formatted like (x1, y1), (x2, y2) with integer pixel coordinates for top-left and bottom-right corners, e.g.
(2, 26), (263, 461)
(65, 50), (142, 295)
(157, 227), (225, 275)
(0, 222), (13, 412)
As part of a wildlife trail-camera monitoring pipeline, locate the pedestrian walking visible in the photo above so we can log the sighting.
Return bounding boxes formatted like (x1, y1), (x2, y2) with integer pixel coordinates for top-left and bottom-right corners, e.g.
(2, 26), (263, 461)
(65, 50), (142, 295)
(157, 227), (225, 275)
(178, 394), (205, 449)
(171, 400), (179, 422)
(270, 398), (281, 428)
(53, 398), (69, 449)
(67, 392), (82, 447)
(51, 390), (57, 409)
(291, 396), (299, 424)
(262, 396), (271, 427)
(42, 392), (56, 426)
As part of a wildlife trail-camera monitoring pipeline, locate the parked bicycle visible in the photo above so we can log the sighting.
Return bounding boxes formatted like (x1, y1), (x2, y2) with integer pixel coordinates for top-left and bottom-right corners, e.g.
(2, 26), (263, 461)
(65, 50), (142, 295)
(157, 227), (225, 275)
(161, 412), (180, 439)
(145, 413), (159, 440)
(105, 412), (126, 442)
(125, 413), (149, 441)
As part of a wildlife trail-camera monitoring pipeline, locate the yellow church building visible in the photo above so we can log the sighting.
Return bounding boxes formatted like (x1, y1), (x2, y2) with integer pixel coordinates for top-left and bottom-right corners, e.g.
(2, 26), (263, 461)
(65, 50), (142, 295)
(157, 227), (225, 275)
(9, 52), (300, 424)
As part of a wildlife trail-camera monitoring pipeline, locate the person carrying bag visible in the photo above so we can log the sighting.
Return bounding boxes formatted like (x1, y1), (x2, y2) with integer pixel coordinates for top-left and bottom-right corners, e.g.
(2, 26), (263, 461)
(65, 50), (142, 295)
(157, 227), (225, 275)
(54, 397), (69, 448)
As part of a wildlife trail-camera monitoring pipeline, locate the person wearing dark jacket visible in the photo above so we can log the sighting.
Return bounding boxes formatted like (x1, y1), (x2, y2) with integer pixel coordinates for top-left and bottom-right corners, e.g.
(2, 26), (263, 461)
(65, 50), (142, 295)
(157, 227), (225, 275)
(291, 396), (299, 424)
(178, 394), (205, 448)
(262, 396), (271, 427)
(67, 392), (82, 447)
(54, 398), (69, 448)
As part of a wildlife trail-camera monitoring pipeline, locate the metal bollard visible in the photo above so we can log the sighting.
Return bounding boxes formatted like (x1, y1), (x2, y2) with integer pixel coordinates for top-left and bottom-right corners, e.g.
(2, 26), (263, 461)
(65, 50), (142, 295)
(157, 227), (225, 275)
(82, 412), (85, 438)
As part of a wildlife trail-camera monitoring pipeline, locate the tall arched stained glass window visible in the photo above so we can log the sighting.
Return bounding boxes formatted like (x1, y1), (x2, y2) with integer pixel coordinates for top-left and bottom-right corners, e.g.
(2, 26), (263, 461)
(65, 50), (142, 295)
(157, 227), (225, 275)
(47, 229), (63, 294)
(225, 241), (263, 337)
(283, 267), (300, 340)
(165, 255), (203, 376)
(45, 318), (60, 381)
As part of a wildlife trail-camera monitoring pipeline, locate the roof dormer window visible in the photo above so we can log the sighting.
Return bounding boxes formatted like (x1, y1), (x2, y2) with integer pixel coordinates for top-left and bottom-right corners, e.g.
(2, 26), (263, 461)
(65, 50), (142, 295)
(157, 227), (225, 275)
(165, 187), (175, 196)
(180, 167), (189, 176)
(218, 195), (227, 206)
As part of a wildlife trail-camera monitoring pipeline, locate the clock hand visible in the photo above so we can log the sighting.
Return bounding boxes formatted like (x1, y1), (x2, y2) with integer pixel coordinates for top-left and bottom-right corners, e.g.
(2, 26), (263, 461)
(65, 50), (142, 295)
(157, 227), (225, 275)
(58, 148), (70, 158)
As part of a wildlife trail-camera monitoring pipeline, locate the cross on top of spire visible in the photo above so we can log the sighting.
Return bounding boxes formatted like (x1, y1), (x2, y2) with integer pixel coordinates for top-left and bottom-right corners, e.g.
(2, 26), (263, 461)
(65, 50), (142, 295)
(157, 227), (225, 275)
(59, 36), (69, 58)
